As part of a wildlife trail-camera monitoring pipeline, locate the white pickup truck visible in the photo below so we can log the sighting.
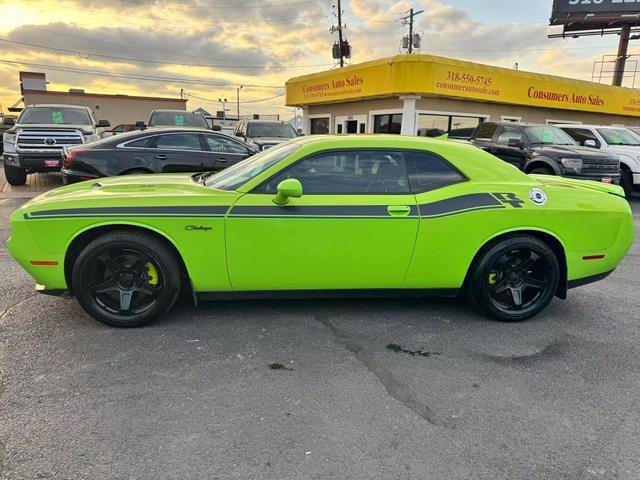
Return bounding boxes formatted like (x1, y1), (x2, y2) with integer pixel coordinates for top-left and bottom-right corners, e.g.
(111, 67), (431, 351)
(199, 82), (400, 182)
(557, 124), (640, 197)
(2, 104), (110, 185)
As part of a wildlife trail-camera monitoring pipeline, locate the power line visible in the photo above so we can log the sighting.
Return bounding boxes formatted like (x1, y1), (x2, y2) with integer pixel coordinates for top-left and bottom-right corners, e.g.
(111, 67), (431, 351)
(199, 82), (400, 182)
(0, 37), (333, 69)
(113, 0), (323, 8)
(0, 59), (283, 88)
(186, 92), (284, 104)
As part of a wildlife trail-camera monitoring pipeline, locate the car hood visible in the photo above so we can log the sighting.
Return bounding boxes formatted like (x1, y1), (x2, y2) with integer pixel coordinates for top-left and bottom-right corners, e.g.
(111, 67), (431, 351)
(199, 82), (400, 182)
(15, 123), (94, 131)
(533, 144), (615, 160)
(21, 173), (238, 210)
(530, 174), (626, 197)
(604, 144), (640, 156)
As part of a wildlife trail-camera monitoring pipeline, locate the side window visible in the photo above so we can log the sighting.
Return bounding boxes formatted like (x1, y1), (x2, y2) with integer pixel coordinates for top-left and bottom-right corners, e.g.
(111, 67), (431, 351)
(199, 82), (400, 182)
(204, 134), (248, 154)
(113, 125), (125, 133)
(562, 128), (600, 148)
(409, 152), (466, 193)
(255, 150), (410, 194)
(151, 133), (202, 151)
(123, 137), (151, 148)
(496, 126), (523, 145)
(473, 123), (497, 140)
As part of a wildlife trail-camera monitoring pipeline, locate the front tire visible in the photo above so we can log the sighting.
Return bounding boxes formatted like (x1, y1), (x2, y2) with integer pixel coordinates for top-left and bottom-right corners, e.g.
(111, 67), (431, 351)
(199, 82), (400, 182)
(620, 169), (633, 198)
(468, 236), (560, 322)
(529, 166), (554, 176)
(4, 163), (27, 186)
(72, 231), (182, 327)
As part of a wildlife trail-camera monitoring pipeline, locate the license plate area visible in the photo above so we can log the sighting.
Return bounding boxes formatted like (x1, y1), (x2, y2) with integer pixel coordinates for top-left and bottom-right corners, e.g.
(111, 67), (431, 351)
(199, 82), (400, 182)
(601, 177), (612, 184)
(44, 159), (61, 168)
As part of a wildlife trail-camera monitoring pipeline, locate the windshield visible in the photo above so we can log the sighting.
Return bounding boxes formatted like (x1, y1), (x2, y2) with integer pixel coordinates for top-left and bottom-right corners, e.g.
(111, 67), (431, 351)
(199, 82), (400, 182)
(524, 126), (576, 145)
(204, 143), (300, 191)
(247, 123), (296, 139)
(19, 107), (92, 125)
(149, 111), (208, 128)
(596, 128), (640, 146)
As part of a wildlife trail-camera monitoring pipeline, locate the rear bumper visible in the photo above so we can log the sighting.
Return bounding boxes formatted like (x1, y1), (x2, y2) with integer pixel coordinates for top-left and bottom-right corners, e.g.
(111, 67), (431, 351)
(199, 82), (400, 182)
(61, 168), (98, 184)
(633, 173), (640, 186)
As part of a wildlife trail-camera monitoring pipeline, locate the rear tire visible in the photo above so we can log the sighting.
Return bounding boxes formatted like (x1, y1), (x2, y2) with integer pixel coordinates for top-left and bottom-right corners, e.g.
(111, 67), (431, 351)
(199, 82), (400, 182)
(468, 236), (560, 322)
(4, 163), (27, 186)
(72, 231), (182, 327)
(529, 167), (554, 176)
(620, 169), (633, 198)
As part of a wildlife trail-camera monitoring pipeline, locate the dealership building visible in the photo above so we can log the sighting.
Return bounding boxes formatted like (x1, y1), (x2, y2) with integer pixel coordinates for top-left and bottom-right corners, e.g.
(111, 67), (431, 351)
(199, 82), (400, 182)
(13, 72), (187, 126)
(286, 54), (640, 137)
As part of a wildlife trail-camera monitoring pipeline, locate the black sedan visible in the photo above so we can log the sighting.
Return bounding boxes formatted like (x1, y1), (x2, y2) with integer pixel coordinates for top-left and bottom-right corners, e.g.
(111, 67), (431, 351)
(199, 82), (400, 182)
(61, 127), (257, 183)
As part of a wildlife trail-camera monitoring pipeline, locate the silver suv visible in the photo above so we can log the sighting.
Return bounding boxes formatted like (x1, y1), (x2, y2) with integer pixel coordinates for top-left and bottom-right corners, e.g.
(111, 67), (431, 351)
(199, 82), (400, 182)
(2, 104), (110, 185)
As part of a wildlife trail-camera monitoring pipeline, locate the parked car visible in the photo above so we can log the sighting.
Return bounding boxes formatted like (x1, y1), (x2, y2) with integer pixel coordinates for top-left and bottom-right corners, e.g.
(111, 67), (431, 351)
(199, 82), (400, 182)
(8, 135), (632, 327)
(2, 104), (110, 186)
(109, 124), (142, 135)
(469, 122), (620, 184)
(556, 124), (640, 197)
(0, 116), (16, 156)
(148, 110), (210, 129)
(234, 119), (298, 150)
(61, 127), (257, 183)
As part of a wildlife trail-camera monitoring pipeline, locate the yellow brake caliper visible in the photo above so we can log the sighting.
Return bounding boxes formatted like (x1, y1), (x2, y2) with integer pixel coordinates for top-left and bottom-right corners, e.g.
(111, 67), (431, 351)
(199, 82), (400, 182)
(145, 262), (158, 285)
(488, 272), (497, 285)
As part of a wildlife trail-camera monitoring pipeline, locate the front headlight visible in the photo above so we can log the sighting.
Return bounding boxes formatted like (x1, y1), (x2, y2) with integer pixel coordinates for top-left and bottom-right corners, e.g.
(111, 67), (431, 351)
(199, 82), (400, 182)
(83, 134), (98, 143)
(3, 132), (16, 144)
(560, 157), (583, 172)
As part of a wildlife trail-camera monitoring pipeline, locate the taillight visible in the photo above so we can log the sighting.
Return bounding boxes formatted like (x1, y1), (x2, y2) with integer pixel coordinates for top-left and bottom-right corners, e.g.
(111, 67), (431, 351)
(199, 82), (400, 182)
(64, 148), (89, 168)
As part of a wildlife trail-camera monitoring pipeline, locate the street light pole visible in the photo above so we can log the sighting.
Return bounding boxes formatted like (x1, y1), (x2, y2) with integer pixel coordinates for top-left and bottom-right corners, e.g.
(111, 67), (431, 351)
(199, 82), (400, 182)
(237, 85), (243, 120)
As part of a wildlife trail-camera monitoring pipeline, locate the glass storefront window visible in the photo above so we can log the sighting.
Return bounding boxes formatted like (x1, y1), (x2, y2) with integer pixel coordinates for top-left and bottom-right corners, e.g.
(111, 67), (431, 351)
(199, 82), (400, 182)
(310, 118), (329, 134)
(417, 114), (484, 139)
(373, 114), (403, 134)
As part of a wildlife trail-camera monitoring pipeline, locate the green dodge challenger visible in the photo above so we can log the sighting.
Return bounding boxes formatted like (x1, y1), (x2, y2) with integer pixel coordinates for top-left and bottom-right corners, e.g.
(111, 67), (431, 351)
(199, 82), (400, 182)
(7, 135), (634, 327)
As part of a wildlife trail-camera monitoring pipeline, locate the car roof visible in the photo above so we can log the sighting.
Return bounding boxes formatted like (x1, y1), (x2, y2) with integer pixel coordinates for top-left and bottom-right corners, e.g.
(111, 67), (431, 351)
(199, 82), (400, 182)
(483, 122), (551, 127)
(25, 104), (90, 110)
(245, 119), (291, 124)
(138, 126), (214, 133)
(150, 109), (198, 114)
(555, 124), (630, 129)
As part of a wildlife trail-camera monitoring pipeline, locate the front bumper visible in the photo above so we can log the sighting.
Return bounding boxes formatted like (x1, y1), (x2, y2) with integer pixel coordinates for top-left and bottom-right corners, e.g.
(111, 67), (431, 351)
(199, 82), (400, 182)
(562, 173), (620, 184)
(4, 152), (64, 172)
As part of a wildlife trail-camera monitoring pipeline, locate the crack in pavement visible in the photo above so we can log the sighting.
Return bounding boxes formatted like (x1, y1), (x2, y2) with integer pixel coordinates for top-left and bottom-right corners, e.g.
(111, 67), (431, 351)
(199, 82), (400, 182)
(0, 293), (38, 324)
(314, 315), (446, 427)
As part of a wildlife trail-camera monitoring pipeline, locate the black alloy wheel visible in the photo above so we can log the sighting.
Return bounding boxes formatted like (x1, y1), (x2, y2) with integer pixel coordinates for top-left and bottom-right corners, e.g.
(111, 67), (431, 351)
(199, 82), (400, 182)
(72, 231), (181, 327)
(468, 236), (560, 322)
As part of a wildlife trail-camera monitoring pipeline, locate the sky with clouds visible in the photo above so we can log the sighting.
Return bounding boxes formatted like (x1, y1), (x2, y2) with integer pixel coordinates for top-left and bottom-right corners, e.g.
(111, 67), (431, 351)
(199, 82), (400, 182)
(0, 0), (638, 119)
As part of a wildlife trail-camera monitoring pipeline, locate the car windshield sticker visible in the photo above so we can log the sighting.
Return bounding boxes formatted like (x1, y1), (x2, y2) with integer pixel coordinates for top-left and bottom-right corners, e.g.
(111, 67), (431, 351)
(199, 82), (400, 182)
(52, 111), (64, 124)
(611, 131), (624, 144)
(543, 129), (553, 143)
(175, 115), (185, 126)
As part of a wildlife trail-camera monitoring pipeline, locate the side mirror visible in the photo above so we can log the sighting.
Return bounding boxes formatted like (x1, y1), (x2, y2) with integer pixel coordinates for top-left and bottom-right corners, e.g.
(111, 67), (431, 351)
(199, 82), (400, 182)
(97, 119), (110, 128)
(273, 178), (303, 205)
(135, 121), (146, 130)
(507, 138), (524, 148)
(236, 132), (245, 138)
(584, 139), (597, 148)
(3, 117), (15, 126)
(296, 128), (303, 135)
(211, 125), (222, 131)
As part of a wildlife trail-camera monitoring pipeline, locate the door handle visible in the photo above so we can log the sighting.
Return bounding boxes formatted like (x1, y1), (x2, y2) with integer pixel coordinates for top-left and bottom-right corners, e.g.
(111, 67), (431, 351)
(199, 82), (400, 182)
(387, 205), (412, 216)
(154, 154), (167, 160)
(216, 157), (227, 162)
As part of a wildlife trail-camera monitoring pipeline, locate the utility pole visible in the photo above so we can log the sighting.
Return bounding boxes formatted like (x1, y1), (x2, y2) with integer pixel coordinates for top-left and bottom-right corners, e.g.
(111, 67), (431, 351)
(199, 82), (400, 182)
(330, 0), (350, 67)
(613, 24), (631, 87)
(337, 0), (344, 67)
(236, 85), (243, 120)
(400, 8), (424, 54)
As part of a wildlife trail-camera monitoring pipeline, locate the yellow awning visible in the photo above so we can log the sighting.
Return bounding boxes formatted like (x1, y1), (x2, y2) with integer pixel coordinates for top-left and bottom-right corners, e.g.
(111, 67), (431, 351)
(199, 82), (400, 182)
(285, 54), (640, 117)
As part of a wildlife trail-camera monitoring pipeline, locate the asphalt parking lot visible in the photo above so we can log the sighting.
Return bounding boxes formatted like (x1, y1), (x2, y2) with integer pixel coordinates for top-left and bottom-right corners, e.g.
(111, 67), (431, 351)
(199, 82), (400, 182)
(0, 171), (639, 480)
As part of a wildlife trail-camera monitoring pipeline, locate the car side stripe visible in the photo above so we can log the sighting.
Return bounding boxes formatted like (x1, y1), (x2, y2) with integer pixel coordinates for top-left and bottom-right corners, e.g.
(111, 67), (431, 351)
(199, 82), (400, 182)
(418, 193), (504, 217)
(228, 205), (419, 217)
(26, 206), (229, 218)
